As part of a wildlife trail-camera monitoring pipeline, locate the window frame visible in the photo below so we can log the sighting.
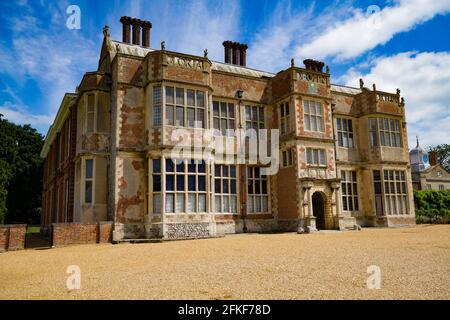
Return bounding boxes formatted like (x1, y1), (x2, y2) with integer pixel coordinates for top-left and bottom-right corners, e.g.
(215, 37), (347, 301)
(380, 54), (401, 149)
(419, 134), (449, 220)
(83, 158), (94, 205)
(341, 170), (359, 212)
(369, 117), (402, 148)
(303, 99), (324, 132)
(247, 167), (270, 214)
(282, 149), (293, 168)
(214, 164), (238, 214)
(336, 117), (355, 148)
(212, 100), (236, 136)
(164, 86), (206, 128)
(279, 101), (290, 135)
(306, 148), (326, 167)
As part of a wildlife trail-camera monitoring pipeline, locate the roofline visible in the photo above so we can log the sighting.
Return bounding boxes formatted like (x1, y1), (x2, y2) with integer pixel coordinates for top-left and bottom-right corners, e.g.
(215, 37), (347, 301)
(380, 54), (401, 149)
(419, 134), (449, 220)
(40, 93), (77, 159)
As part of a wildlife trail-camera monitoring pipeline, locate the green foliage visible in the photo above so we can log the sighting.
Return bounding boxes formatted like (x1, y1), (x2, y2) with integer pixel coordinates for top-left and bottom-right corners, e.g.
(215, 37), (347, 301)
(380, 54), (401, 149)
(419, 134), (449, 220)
(427, 144), (450, 171)
(414, 190), (450, 224)
(0, 114), (44, 224)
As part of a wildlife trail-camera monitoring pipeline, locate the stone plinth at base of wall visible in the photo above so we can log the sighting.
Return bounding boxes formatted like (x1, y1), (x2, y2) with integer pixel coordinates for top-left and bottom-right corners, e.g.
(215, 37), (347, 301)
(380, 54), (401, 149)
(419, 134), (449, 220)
(0, 224), (26, 252)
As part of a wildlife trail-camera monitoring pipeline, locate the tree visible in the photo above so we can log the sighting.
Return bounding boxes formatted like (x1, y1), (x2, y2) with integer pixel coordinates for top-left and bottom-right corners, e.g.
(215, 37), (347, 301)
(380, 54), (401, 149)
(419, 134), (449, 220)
(0, 114), (44, 224)
(428, 144), (450, 171)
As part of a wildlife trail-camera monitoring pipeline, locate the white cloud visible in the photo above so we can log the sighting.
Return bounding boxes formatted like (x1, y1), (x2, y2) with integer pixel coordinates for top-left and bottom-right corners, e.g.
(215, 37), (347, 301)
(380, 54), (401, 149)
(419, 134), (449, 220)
(0, 101), (54, 129)
(296, 0), (450, 61)
(339, 51), (450, 149)
(0, 1), (98, 133)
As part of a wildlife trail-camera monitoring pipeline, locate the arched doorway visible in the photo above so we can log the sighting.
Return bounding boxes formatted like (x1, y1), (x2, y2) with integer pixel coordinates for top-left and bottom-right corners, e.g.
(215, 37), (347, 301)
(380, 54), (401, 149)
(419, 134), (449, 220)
(312, 192), (326, 230)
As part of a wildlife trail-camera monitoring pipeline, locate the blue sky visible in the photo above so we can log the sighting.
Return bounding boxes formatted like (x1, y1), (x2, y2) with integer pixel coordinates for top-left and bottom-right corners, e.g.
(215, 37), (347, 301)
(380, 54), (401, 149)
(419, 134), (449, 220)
(0, 0), (449, 149)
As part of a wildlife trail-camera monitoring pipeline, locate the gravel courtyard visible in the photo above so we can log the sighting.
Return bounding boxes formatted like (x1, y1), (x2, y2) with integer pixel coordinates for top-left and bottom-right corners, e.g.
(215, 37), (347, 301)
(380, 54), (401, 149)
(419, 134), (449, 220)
(0, 225), (449, 300)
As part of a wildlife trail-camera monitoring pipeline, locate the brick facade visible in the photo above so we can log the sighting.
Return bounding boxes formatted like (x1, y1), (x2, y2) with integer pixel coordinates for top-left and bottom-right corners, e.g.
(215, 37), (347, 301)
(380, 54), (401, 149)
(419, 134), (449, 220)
(40, 17), (416, 243)
(51, 222), (113, 247)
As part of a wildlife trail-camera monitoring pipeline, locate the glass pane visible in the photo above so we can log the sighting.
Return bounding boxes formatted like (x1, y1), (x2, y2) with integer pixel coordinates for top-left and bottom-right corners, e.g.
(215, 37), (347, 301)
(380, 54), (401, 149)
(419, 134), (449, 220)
(176, 161), (184, 172)
(153, 159), (161, 173)
(175, 193), (184, 213)
(198, 176), (206, 191)
(215, 178), (220, 193)
(188, 162), (196, 173)
(87, 112), (94, 133)
(198, 194), (206, 212)
(176, 88), (184, 105)
(223, 196), (230, 212)
(220, 102), (227, 117)
(311, 116), (317, 131)
(213, 118), (219, 130)
(230, 166), (236, 177)
(223, 166), (229, 177)
(176, 107), (184, 126)
(247, 196), (253, 213)
(222, 179), (229, 194)
(230, 196), (237, 213)
(166, 87), (174, 104)
(153, 105), (161, 126)
(176, 175), (184, 191)
(262, 196), (269, 212)
(313, 149), (319, 164)
(196, 91), (204, 107)
(166, 175), (174, 191)
(187, 194), (196, 212)
(153, 87), (162, 104)
(153, 194), (161, 213)
(85, 159), (93, 179)
(196, 109), (204, 128)
(246, 107), (251, 120)
(215, 195), (221, 212)
(187, 108), (195, 127)
(255, 196), (261, 212)
(166, 105), (174, 125)
(153, 175), (161, 192)
(228, 103), (235, 118)
(166, 159), (174, 172)
(187, 89), (195, 106)
(259, 108), (264, 122)
(198, 161), (205, 173)
(85, 181), (92, 203)
(213, 102), (219, 117)
(165, 194), (174, 213)
(230, 179), (237, 194)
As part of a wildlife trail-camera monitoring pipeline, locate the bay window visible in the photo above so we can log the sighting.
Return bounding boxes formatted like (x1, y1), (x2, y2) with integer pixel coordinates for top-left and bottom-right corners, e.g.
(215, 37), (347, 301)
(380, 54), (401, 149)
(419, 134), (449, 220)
(304, 100), (324, 132)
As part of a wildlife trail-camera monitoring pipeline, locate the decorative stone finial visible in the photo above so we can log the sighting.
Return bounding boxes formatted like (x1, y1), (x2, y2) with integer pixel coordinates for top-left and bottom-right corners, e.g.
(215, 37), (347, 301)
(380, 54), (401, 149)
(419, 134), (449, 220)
(161, 41), (166, 51)
(359, 78), (364, 89)
(416, 136), (419, 148)
(396, 88), (401, 96)
(291, 58), (295, 67)
(103, 25), (110, 38)
(401, 97), (405, 106)
(204, 49), (208, 58)
(373, 83), (376, 91)
(326, 65), (330, 74)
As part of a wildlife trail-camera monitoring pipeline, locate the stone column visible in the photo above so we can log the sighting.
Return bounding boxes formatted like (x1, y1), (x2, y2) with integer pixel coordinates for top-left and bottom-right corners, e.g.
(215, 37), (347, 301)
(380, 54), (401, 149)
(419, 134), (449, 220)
(298, 180), (317, 233)
(331, 181), (344, 230)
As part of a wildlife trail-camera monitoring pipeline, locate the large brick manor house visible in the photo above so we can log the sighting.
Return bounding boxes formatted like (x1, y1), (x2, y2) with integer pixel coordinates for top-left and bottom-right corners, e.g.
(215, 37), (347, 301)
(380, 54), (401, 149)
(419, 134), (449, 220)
(40, 17), (415, 240)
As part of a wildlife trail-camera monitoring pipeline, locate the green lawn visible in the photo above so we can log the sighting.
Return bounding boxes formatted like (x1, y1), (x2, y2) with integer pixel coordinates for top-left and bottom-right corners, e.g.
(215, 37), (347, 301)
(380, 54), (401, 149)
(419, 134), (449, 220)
(26, 225), (40, 234)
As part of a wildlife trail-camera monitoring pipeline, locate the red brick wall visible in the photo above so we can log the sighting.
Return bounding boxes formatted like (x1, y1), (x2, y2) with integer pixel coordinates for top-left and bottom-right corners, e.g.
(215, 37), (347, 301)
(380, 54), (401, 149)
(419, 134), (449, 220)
(0, 224), (26, 252)
(51, 222), (113, 247)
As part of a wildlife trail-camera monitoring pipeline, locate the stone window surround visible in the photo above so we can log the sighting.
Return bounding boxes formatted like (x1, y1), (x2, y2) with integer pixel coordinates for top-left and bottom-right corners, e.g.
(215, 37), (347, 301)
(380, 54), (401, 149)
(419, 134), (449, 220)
(372, 168), (410, 216)
(281, 148), (293, 168)
(150, 83), (208, 129)
(214, 164), (238, 214)
(148, 155), (271, 216)
(279, 100), (290, 135)
(82, 157), (95, 205)
(336, 117), (355, 148)
(340, 170), (359, 212)
(82, 91), (109, 135)
(369, 116), (402, 148)
(247, 166), (270, 214)
(303, 99), (324, 133)
(306, 147), (326, 167)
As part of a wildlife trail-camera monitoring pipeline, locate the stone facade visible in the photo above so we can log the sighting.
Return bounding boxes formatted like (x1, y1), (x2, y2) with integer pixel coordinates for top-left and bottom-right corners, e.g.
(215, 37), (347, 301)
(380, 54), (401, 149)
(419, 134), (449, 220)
(40, 17), (416, 242)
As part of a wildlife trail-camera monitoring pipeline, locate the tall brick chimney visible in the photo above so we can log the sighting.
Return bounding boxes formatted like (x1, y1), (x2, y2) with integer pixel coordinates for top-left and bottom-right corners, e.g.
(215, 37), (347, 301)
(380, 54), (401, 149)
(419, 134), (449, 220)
(120, 16), (152, 47)
(141, 21), (152, 48)
(429, 151), (438, 166)
(223, 41), (248, 67)
(120, 16), (132, 44)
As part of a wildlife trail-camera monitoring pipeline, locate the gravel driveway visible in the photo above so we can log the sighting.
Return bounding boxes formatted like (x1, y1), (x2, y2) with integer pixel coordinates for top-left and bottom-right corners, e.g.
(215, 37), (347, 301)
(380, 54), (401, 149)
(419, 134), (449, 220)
(0, 224), (449, 300)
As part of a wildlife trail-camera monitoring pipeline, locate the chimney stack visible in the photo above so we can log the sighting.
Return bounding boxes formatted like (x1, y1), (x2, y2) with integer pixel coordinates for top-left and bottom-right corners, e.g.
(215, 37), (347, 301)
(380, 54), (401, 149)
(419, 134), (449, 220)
(223, 41), (248, 67)
(429, 151), (438, 166)
(120, 16), (132, 44)
(303, 59), (325, 72)
(120, 16), (152, 47)
(141, 21), (152, 48)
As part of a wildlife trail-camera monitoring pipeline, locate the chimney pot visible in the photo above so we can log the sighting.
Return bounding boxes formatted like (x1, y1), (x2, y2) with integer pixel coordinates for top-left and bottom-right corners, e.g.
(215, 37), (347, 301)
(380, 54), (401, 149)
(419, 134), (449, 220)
(223, 41), (248, 66)
(141, 20), (152, 48)
(131, 18), (142, 45)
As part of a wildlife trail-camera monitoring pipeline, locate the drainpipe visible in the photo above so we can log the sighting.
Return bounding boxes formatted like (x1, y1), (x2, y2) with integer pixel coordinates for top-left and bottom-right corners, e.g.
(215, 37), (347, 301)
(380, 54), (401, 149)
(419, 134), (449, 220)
(237, 90), (247, 233)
